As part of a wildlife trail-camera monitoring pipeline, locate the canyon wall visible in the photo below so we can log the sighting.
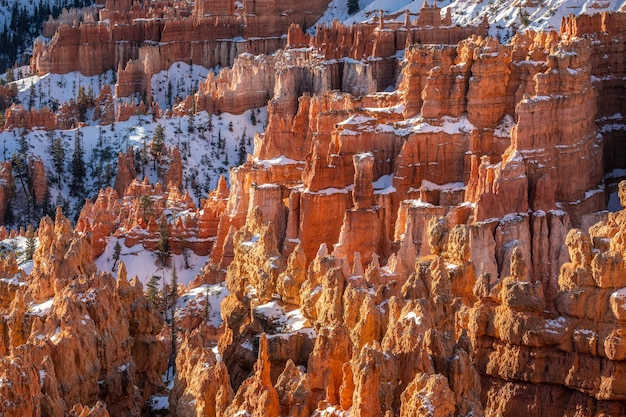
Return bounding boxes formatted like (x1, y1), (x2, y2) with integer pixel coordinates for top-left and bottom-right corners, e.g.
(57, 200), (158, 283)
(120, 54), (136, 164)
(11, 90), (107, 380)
(189, 10), (626, 417)
(29, 0), (331, 107)
(2, 4), (626, 417)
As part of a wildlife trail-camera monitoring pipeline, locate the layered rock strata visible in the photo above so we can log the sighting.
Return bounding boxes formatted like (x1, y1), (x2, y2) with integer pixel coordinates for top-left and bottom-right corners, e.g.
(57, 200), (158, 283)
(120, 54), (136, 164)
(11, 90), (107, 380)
(2, 8), (626, 417)
(29, 0), (331, 107)
(186, 11), (626, 417)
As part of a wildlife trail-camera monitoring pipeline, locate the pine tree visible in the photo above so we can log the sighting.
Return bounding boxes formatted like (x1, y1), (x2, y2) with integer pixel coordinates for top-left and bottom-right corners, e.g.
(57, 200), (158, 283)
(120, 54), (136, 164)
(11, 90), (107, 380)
(187, 108), (195, 133)
(168, 265), (178, 379)
(141, 137), (149, 176)
(150, 124), (165, 170)
(170, 265), (178, 304)
(166, 80), (173, 107)
(25, 224), (36, 260)
(138, 194), (154, 223)
(204, 285), (212, 324)
(11, 152), (29, 198)
(18, 129), (28, 154)
(48, 135), (65, 186)
(146, 275), (161, 302)
(156, 214), (171, 267)
(28, 84), (35, 110)
(70, 129), (86, 197)
(217, 129), (223, 150)
(77, 85), (88, 122)
(176, 230), (191, 269)
(348, 0), (360, 15)
(5, 67), (14, 83)
(112, 240), (122, 271)
(237, 133), (247, 165)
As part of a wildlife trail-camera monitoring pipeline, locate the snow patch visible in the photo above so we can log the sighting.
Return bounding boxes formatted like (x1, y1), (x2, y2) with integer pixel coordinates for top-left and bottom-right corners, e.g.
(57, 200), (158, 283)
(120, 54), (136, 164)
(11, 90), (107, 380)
(30, 298), (53, 316)
(611, 288), (626, 310)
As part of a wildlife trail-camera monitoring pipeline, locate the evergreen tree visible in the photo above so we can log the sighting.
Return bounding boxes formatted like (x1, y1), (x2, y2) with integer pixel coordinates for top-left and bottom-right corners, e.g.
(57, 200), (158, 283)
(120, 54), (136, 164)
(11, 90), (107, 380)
(70, 129), (86, 197)
(204, 285), (212, 324)
(138, 194), (154, 223)
(146, 275), (161, 302)
(77, 85), (89, 121)
(140, 137), (149, 176)
(187, 108), (195, 133)
(25, 224), (36, 260)
(4, 67), (14, 84)
(217, 129), (223, 150)
(170, 265), (178, 304)
(28, 84), (35, 110)
(348, 0), (360, 15)
(11, 152), (29, 198)
(168, 265), (178, 379)
(48, 135), (65, 186)
(177, 231), (191, 269)
(156, 214), (171, 267)
(18, 129), (28, 154)
(166, 80), (173, 107)
(237, 133), (247, 165)
(150, 124), (165, 170)
(112, 240), (122, 271)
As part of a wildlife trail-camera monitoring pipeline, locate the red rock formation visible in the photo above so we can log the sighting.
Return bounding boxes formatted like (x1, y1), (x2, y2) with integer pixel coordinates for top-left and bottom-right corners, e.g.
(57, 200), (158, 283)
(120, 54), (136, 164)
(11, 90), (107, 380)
(116, 100), (147, 122)
(3, 104), (57, 131)
(0, 209), (167, 416)
(30, 0), (331, 110)
(465, 182), (626, 414)
(185, 15), (626, 416)
(4, 5), (626, 416)
(169, 329), (233, 417)
(113, 148), (136, 197)
(55, 100), (81, 130)
(561, 12), (626, 178)
(223, 334), (281, 417)
(78, 174), (224, 257)
(0, 161), (12, 222)
(92, 85), (115, 125)
(333, 153), (387, 265)
(193, 52), (276, 116)
(160, 145), (183, 190)
(68, 402), (111, 417)
(28, 156), (47, 205)
(0, 84), (17, 112)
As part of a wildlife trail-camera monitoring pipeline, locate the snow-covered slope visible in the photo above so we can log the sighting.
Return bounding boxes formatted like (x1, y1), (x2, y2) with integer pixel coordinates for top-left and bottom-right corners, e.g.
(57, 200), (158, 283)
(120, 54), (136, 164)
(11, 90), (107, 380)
(317, 0), (626, 42)
(0, 65), (266, 230)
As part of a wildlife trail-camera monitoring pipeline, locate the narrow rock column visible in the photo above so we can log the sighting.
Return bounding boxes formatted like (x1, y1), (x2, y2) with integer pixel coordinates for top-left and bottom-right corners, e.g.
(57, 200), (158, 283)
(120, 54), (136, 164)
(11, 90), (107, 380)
(352, 152), (374, 209)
